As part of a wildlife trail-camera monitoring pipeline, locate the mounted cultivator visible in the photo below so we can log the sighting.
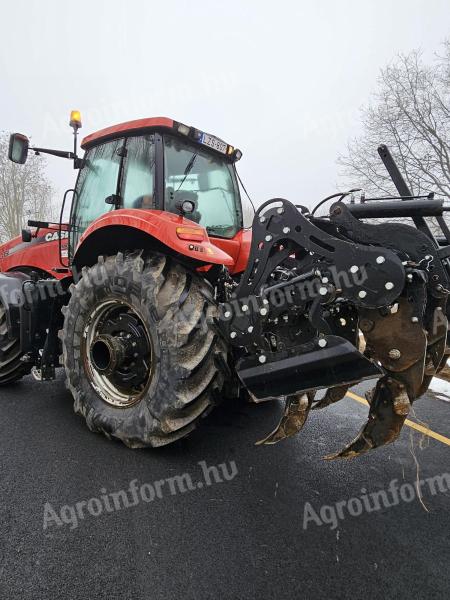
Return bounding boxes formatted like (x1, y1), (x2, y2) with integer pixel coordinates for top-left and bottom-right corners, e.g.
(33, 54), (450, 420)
(224, 147), (450, 457)
(1, 113), (448, 457)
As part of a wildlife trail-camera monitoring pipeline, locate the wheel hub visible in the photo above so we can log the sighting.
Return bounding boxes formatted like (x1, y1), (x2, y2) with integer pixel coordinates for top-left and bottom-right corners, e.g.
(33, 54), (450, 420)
(83, 300), (153, 408)
(91, 334), (126, 375)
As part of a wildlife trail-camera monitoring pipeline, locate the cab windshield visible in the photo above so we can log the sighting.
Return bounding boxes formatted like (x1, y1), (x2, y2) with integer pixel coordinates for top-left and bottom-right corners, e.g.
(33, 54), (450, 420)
(164, 135), (242, 238)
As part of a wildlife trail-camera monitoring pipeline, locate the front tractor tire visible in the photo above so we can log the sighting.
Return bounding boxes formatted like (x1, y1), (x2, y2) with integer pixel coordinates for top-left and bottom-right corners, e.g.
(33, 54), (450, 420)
(61, 252), (228, 447)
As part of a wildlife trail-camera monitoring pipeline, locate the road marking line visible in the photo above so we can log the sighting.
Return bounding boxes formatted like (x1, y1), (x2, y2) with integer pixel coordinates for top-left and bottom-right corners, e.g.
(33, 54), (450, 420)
(346, 391), (450, 447)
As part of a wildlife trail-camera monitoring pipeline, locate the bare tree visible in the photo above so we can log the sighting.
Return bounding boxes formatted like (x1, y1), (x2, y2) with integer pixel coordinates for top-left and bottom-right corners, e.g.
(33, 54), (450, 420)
(338, 42), (450, 206)
(0, 132), (55, 243)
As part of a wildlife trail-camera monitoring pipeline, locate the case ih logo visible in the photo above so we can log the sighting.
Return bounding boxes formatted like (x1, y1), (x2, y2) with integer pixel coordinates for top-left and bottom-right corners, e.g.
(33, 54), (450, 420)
(45, 231), (69, 242)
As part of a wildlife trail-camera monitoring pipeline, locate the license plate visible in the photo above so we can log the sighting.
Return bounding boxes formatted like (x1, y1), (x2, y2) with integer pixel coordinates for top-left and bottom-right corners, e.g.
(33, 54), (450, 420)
(200, 133), (227, 154)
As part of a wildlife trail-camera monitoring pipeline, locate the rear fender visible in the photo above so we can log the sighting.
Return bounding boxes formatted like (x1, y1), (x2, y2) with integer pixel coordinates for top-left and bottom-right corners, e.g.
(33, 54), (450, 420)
(73, 210), (234, 270)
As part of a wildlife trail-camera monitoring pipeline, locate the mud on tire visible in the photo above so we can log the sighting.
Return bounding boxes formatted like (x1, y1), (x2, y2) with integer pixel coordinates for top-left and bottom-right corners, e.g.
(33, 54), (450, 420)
(61, 252), (229, 447)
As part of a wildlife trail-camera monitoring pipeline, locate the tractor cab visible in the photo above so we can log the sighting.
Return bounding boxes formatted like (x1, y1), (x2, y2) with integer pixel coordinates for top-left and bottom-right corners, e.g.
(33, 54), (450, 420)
(70, 117), (244, 254)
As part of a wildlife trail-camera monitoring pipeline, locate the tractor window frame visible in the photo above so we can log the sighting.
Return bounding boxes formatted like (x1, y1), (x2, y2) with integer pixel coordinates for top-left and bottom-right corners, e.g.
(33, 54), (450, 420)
(69, 134), (159, 258)
(69, 138), (124, 258)
(162, 133), (243, 239)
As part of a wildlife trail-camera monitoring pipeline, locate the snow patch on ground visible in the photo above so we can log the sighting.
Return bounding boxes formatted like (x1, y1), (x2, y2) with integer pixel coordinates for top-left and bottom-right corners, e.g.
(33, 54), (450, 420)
(428, 377), (450, 402)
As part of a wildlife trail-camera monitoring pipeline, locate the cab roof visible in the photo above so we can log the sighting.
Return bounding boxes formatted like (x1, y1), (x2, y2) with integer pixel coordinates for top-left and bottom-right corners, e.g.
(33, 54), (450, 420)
(81, 117), (174, 149)
(80, 116), (242, 161)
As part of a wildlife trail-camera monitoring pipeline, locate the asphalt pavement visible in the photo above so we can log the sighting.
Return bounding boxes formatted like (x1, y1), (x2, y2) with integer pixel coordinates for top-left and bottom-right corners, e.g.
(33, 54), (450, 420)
(0, 374), (449, 600)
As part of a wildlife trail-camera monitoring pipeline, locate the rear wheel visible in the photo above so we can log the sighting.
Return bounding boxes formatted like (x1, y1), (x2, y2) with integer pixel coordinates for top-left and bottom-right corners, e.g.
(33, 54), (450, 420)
(61, 251), (229, 447)
(0, 302), (30, 385)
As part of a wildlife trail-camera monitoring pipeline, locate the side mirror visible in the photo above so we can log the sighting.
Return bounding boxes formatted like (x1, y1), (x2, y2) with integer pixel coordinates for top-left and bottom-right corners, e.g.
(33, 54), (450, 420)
(8, 133), (29, 164)
(21, 229), (32, 243)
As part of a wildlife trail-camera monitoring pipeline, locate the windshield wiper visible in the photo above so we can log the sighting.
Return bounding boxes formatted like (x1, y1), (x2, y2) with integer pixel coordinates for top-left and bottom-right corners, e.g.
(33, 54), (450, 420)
(176, 153), (197, 192)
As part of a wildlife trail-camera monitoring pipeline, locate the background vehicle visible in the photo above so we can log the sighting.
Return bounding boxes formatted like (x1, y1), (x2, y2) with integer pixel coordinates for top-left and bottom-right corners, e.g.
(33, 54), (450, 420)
(1, 112), (449, 457)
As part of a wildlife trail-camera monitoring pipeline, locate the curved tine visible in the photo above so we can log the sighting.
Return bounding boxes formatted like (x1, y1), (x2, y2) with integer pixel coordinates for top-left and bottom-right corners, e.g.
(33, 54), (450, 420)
(325, 377), (411, 460)
(312, 385), (349, 410)
(255, 392), (313, 446)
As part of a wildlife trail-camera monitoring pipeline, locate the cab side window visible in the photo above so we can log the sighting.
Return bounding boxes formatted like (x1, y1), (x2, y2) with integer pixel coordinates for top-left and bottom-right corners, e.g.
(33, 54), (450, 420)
(122, 135), (156, 209)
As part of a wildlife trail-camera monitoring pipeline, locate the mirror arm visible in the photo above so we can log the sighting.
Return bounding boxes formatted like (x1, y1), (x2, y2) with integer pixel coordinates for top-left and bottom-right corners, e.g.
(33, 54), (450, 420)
(31, 146), (76, 160)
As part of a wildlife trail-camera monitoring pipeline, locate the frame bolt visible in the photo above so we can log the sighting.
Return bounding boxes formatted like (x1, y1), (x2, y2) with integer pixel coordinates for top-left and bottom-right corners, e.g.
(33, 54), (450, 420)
(265, 235), (273, 242)
(376, 256), (385, 264)
(318, 338), (327, 348)
(230, 331), (237, 339)
(242, 304), (248, 312)
(360, 318), (374, 332)
(385, 282), (394, 290)
(277, 207), (284, 214)
(388, 348), (401, 360)
(247, 326), (254, 333)
(260, 216), (266, 223)
(224, 311), (231, 318)
(350, 265), (359, 274)
(411, 317), (419, 323)
(319, 287), (328, 296)
(260, 307), (268, 316)
(259, 355), (267, 364)
(282, 226), (290, 234)
(358, 290), (367, 299)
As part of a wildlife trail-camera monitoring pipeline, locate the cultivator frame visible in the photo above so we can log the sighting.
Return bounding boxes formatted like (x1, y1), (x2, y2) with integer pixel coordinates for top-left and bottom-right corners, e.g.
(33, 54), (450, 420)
(220, 145), (450, 457)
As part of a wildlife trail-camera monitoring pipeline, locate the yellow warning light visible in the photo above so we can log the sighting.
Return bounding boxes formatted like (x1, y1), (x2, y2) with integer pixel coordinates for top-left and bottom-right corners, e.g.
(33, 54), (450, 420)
(69, 110), (82, 130)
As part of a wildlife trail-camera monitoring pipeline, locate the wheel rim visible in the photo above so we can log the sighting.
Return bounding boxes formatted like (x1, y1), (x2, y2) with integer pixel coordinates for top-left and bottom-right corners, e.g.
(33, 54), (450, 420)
(82, 299), (153, 408)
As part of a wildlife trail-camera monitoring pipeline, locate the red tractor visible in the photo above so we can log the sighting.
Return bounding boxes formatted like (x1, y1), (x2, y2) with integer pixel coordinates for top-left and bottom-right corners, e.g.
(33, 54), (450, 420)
(1, 112), (449, 457)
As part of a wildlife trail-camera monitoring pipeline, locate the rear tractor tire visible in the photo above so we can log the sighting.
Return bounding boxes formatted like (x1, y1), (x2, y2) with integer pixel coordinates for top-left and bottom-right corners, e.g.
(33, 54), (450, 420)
(0, 302), (30, 385)
(61, 252), (229, 447)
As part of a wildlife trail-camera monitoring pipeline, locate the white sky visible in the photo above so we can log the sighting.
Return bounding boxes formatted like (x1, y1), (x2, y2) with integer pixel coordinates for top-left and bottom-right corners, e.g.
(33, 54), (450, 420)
(1, 0), (449, 209)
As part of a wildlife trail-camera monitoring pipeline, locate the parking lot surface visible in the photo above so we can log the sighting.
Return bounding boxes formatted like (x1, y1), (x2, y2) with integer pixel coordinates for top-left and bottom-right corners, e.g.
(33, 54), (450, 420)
(0, 375), (449, 599)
